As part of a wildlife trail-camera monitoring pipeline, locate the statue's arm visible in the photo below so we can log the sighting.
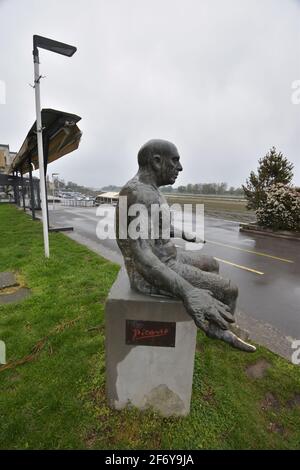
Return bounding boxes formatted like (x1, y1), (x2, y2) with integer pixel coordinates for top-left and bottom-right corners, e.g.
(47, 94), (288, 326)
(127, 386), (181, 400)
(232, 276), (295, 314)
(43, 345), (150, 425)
(130, 238), (193, 298)
(170, 223), (205, 243)
(129, 238), (230, 332)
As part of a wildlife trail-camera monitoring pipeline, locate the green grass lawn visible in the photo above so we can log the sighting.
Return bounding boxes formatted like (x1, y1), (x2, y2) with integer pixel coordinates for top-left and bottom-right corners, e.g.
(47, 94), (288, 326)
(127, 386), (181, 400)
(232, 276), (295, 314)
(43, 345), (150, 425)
(0, 204), (299, 450)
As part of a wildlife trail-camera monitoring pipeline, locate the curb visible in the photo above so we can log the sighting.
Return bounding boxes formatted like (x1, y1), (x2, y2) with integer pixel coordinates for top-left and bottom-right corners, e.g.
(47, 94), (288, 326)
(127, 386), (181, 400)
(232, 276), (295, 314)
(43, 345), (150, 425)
(240, 223), (300, 241)
(236, 310), (296, 362)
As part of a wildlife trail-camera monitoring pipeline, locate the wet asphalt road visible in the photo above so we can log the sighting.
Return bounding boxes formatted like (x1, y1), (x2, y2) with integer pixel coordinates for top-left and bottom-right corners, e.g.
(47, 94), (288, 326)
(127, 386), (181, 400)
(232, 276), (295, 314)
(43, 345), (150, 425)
(49, 205), (300, 340)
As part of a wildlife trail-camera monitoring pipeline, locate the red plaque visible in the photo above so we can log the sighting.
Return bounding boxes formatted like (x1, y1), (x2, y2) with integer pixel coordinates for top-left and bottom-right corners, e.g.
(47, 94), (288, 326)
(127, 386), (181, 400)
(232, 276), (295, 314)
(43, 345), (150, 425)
(126, 319), (176, 347)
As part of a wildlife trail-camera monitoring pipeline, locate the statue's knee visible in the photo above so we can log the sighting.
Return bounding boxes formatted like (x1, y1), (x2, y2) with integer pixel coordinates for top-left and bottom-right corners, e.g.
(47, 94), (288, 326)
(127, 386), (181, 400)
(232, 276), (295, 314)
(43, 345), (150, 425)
(196, 254), (219, 273)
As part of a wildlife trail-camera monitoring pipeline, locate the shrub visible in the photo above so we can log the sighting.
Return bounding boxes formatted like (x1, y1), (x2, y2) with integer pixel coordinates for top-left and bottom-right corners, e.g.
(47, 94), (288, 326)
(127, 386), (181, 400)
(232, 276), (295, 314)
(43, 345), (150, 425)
(256, 184), (300, 231)
(243, 147), (294, 210)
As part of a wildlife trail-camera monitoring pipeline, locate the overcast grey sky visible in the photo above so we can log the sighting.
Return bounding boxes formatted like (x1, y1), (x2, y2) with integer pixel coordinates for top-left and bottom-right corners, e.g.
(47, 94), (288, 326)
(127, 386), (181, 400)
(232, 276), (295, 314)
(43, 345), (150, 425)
(0, 0), (300, 188)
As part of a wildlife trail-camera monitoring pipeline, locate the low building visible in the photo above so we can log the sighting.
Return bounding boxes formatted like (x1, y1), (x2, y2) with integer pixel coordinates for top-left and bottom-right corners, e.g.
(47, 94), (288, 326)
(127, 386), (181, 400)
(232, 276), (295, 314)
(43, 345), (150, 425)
(0, 144), (16, 174)
(95, 192), (119, 205)
(0, 144), (18, 202)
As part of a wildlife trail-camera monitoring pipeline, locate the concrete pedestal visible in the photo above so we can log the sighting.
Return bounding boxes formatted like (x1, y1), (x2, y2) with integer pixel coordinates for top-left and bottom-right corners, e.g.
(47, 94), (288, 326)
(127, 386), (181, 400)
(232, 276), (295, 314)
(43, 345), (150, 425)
(105, 269), (197, 416)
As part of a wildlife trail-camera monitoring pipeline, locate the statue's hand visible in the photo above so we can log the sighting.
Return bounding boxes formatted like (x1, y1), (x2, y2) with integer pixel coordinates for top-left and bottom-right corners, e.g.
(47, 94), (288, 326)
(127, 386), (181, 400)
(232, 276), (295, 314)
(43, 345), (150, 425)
(182, 232), (205, 244)
(183, 287), (256, 353)
(183, 287), (234, 330)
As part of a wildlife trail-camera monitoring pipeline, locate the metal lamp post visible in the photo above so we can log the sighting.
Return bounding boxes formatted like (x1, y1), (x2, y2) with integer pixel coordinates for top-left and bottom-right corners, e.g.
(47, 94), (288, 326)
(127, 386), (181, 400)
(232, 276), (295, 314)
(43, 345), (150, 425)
(52, 172), (59, 211)
(33, 35), (76, 258)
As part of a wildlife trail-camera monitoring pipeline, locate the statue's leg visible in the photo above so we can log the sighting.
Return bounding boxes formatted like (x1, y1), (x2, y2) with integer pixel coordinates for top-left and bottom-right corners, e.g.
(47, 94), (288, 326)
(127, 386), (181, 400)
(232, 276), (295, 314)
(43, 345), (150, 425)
(177, 251), (219, 273)
(167, 260), (238, 313)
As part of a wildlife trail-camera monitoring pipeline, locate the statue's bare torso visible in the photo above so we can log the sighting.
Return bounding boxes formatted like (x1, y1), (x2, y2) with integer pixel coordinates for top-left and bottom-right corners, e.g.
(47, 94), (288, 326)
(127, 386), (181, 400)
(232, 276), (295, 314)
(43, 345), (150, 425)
(117, 175), (177, 294)
(117, 176), (177, 257)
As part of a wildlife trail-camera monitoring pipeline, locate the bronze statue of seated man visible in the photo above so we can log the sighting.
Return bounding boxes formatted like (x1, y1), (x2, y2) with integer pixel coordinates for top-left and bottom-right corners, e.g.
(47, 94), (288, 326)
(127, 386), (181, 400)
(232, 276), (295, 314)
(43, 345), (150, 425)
(116, 139), (255, 352)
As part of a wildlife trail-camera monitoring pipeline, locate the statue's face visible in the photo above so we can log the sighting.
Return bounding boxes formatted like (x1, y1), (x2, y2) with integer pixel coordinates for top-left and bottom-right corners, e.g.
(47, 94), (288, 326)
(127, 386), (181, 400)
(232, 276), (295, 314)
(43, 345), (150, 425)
(159, 149), (183, 186)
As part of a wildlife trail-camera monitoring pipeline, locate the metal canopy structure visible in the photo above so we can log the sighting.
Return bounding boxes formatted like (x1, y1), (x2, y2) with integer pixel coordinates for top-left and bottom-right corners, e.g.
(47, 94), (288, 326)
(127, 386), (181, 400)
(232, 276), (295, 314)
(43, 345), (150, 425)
(8, 108), (82, 225)
(9, 108), (82, 175)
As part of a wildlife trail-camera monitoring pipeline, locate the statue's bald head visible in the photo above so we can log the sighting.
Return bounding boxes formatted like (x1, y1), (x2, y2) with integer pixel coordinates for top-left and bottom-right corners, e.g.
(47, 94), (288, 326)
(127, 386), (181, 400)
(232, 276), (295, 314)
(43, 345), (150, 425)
(137, 139), (182, 186)
(138, 139), (179, 168)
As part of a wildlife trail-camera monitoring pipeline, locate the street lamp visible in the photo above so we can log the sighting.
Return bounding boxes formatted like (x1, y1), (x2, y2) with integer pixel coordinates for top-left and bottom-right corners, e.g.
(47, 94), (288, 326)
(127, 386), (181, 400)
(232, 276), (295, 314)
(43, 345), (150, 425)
(33, 35), (77, 258)
(52, 173), (59, 211)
